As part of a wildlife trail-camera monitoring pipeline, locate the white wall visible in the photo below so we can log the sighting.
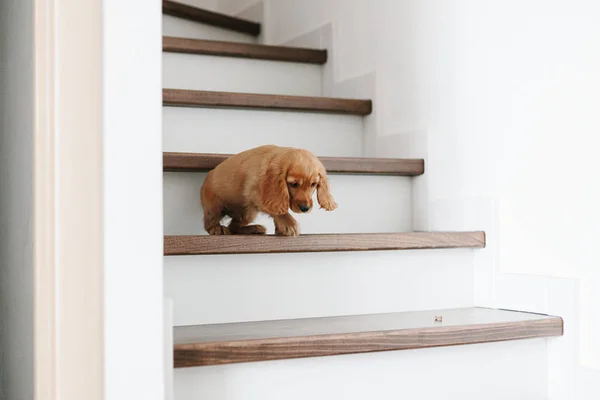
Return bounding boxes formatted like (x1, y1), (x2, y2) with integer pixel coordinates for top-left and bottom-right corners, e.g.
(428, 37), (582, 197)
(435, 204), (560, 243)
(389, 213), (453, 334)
(218, 0), (600, 396)
(103, 0), (164, 399)
(1, 0), (164, 397)
(375, 2), (600, 393)
(0, 0), (34, 398)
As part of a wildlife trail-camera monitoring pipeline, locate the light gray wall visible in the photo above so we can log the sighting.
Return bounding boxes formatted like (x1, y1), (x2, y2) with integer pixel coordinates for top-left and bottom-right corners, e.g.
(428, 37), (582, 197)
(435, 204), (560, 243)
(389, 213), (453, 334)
(0, 0), (35, 398)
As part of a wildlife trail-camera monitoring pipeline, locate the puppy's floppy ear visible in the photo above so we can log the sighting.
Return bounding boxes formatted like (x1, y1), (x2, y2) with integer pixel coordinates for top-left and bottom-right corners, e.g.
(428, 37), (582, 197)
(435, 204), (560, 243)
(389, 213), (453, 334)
(317, 166), (337, 211)
(259, 159), (290, 215)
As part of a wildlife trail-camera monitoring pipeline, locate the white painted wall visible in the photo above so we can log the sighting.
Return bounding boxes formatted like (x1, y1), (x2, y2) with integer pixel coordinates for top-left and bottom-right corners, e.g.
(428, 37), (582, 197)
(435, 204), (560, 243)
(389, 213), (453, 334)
(215, 0), (600, 396)
(103, 0), (164, 399)
(0, 0), (34, 398)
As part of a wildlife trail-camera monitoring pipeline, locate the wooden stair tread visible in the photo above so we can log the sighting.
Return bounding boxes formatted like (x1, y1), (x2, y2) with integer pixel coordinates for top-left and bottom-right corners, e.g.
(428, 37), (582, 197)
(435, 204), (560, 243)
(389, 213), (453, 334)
(164, 152), (424, 176)
(173, 307), (563, 367)
(164, 231), (485, 255)
(163, 89), (373, 115)
(163, 36), (327, 64)
(163, 0), (260, 36)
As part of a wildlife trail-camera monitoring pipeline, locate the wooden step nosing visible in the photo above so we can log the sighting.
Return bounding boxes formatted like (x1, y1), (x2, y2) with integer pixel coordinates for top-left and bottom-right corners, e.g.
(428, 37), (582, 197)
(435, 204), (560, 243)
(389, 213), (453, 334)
(173, 315), (563, 367)
(163, 37), (327, 64)
(163, 152), (424, 176)
(163, 89), (373, 115)
(163, 0), (260, 36)
(163, 232), (486, 256)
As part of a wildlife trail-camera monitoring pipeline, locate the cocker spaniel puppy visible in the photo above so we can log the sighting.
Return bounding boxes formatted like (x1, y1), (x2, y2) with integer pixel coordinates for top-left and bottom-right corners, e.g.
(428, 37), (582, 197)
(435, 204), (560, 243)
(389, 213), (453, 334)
(200, 145), (337, 236)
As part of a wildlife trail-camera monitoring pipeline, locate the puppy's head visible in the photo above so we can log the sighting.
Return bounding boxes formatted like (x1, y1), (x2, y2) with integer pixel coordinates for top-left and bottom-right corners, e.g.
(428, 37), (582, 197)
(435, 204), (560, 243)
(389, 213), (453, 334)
(260, 149), (338, 215)
(286, 153), (337, 214)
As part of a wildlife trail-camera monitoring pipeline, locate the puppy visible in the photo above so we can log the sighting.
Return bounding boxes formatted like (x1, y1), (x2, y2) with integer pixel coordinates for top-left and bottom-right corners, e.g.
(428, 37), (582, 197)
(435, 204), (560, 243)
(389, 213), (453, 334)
(200, 145), (337, 236)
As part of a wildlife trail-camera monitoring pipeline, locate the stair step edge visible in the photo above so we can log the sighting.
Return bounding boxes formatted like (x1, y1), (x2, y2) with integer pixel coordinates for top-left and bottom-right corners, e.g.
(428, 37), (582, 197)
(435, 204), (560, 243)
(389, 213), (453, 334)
(164, 231), (486, 255)
(173, 307), (563, 367)
(163, 0), (260, 36)
(163, 36), (327, 64)
(163, 152), (424, 176)
(163, 89), (373, 115)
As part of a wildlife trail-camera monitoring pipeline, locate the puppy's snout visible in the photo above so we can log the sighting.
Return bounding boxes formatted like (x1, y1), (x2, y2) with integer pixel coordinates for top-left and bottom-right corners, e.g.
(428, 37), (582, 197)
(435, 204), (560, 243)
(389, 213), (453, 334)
(299, 203), (311, 213)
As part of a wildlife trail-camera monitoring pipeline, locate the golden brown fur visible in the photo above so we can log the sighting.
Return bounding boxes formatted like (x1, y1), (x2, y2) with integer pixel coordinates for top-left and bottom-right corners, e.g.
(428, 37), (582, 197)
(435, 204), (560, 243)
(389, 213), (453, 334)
(200, 145), (337, 236)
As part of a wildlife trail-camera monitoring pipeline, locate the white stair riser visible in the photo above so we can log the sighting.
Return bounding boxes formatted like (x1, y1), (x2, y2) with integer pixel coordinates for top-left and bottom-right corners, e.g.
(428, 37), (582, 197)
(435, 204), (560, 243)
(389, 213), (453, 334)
(164, 173), (412, 235)
(174, 339), (548, 400)
(163, 107), (364, 156)
(164, 53), (322, 96)
(164, 249), (474, 325)
(163, 15), (257, 43)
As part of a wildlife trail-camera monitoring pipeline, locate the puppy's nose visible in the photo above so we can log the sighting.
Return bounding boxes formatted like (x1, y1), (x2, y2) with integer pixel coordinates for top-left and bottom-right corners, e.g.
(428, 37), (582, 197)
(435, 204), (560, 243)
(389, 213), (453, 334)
(299, 204), (310, 213)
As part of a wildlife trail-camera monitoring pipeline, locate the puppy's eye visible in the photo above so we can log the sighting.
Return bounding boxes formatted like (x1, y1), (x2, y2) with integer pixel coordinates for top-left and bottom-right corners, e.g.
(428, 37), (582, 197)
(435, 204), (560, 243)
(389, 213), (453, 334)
(311, 182), (317, 187)
(289, 182), (299, 188)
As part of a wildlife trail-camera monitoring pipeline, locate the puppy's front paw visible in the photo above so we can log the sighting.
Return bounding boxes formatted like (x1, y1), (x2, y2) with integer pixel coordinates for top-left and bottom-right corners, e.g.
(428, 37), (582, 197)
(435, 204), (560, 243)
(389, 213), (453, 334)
(273, 213), (300, 236)
(236, 224), (267, 235)
(206, 225), (231, 235)
(276, 223), (299, 236)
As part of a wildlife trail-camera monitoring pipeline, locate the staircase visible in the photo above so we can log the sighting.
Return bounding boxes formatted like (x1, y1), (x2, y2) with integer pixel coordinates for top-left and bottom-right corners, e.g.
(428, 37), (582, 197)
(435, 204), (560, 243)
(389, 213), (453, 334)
(162, 2), (563, 399)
